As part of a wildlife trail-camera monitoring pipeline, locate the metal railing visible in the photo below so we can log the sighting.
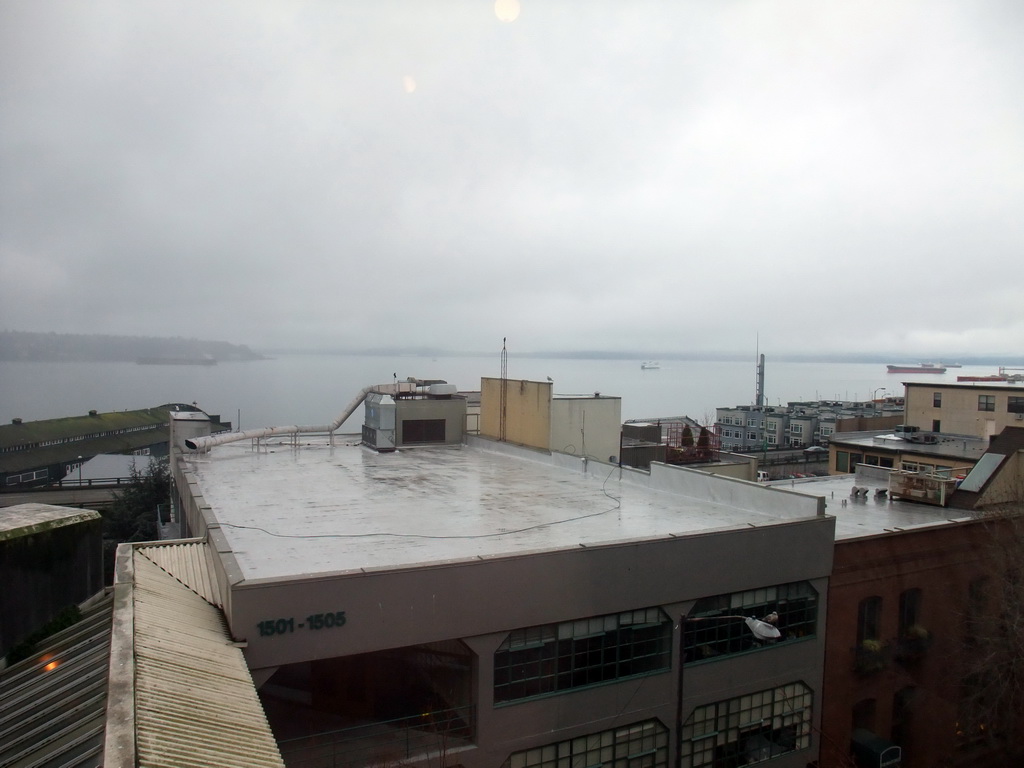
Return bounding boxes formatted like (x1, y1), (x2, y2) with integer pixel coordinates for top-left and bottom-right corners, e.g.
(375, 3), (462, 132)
(278, 706), (473, 768)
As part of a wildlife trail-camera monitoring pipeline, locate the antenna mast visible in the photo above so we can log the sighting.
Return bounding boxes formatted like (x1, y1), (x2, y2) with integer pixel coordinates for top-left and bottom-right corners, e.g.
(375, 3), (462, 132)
(499, 338), (508, 442)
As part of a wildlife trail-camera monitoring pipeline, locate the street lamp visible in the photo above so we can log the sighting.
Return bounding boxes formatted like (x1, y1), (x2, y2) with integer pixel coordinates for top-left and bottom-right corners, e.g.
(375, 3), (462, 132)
(686, 612), (781, 642)
(77, 456), (82, 486)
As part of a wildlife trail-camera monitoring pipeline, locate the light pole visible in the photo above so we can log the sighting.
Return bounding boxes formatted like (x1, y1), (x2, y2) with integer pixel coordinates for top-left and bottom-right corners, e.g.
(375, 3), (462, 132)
(77, 456), (82, 486)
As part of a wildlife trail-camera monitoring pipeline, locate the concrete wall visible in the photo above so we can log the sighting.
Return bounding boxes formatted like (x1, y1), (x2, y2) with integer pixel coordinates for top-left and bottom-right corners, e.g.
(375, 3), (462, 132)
(905, 383), (1023, 438)
(231, 513), (834, 669)
(550, 396), (621, 462)
(1, 506), (103, 659)
(480, 377), (552, 450)
(231, 513), (833, 768)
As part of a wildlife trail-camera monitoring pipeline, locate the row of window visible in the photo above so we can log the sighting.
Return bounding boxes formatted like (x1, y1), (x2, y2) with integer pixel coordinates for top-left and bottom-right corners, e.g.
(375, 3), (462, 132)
(857, 589), (921, 644)
(1, 423), (161, 453)
(496, 582), (819, 705)
(494, 608), (672, 703)
(4, 468), (49, 485)
(682, 682), (813, 768)
(719, 429), (760, 440)
(932, 392), (1024, 413)
(503, 681), (813, 768)
(504, 719), (669, 768)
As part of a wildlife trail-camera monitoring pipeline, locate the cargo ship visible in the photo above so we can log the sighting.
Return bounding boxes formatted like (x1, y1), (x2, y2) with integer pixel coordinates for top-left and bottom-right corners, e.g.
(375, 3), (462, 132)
(886, 363), (946, 374)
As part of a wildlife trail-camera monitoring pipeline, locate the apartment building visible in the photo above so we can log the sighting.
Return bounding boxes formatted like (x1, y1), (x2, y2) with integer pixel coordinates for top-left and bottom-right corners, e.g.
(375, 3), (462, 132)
(716, 401), (902, 453)
(902, 381), (1024, 438)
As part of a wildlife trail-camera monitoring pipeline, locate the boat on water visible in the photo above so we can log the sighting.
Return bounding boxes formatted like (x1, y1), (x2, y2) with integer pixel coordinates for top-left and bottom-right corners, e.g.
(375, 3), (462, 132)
(886, 363), (946, 374)
(136, 356), (217, 366)
(640, 361), (660, 370)
(958, 367), (1024, 383)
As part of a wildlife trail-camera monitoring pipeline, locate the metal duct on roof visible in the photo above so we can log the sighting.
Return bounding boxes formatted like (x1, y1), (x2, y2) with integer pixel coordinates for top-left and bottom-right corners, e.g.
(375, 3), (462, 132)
(184, 380), (456, 451)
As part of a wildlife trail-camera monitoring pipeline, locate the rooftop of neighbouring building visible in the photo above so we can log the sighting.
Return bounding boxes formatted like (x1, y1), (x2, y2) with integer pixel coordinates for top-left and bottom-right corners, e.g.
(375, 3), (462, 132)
(0, 502), (100, 540)
(828, 430), (990, 463)
(768, 468), (970, 540)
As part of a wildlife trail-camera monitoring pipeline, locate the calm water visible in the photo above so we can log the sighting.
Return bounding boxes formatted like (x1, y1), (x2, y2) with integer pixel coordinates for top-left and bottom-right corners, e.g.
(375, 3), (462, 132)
(0, 355), (1000, 432)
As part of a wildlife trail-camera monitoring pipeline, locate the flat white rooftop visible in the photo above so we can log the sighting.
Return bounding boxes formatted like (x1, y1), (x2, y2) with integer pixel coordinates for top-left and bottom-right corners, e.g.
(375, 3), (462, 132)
(181, 438), (824, 582)
(768, 470), (966, 540)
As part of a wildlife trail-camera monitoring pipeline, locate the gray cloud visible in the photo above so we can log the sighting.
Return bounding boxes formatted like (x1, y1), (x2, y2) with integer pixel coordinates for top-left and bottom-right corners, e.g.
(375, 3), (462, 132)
(2, 0), (1022, 356)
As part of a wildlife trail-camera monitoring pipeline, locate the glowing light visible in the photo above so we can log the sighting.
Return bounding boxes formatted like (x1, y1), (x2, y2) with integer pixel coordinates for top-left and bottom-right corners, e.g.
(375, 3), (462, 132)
(403, 76), (417, 94)
(44, 660), (59, 672)
(494, 0), (520, 23)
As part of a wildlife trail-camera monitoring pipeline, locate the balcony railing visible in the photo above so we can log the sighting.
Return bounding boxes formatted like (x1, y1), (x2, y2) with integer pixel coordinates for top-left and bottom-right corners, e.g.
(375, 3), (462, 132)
(278, 706), (473, 768)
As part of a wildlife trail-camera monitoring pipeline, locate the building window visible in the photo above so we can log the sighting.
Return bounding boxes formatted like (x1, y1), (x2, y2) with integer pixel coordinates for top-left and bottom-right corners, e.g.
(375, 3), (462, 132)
(857, 596), (882, 644)
(681, 682), (813, 768)
(852, 698), (877, 731)
(505, 719), (669, 768)
(932, 419), (941, 432)
(767, 435), (777, 445)
(892, 687), (915, 747)
(494, 607), (672, 703)
(978, 395), (995, 412)
(747, 432), (757, 441)
(933, 392), (942, 408)
(766, 421), (777, 431)
(898, 589), (921, 637)
(1009, 397), (1024, 414)
(683, 581), (817, 663)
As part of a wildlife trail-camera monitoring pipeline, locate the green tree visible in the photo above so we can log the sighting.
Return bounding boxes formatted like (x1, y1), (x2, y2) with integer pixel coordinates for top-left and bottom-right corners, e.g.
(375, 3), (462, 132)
(681, 425), (694, 447)
(104, 458), (169, 543)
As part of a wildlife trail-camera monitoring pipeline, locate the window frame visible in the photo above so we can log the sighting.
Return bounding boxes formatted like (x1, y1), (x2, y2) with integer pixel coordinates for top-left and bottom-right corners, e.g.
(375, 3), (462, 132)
(681, 682), (813, 768)
(494, 607), (672, 704)
(857, 596), (882, 645)
(683, 581), (818, 664)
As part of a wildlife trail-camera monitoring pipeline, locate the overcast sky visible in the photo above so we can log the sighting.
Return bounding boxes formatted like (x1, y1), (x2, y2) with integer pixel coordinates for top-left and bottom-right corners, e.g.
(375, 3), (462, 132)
(2, 0), (1022, 357)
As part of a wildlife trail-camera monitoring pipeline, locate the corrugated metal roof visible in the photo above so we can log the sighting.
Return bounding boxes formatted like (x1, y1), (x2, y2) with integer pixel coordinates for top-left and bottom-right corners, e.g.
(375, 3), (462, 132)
(138, 540), (223, 607)
(131, 547), (284, 768)
(0, 591), (113, 768)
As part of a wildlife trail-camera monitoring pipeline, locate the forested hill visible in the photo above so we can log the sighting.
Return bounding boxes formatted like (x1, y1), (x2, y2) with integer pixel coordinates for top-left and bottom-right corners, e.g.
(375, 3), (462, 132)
(0, 331), (266, 362)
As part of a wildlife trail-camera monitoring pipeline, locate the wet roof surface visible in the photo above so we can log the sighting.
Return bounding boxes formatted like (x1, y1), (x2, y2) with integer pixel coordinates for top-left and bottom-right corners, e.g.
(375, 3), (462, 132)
(182, 439), (962, 582)
(768, 471), (964, 540)
(183, 439), (820, 582)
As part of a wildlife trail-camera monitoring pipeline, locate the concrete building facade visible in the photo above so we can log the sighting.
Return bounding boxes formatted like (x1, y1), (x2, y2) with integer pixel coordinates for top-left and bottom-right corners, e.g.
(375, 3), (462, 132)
(902, 381), (1024, 439)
